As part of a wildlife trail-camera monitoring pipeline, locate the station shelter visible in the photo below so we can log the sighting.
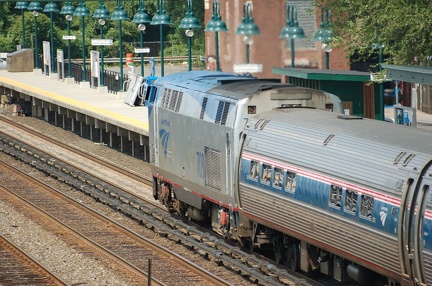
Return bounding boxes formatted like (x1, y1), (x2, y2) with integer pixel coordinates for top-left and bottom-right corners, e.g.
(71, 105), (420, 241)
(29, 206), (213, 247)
(272, 67), (382, 120)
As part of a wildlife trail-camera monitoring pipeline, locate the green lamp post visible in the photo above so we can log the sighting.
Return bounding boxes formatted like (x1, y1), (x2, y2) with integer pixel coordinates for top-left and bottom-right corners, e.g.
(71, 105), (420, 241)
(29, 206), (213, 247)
(93, 1), (110, 86)
(179, 0), (200, 71)
(15, 2), (29, 49)
(74, 1), (91, 83)
(111, 0), (129, 90)
(132, 0), (151, 77)
(236, 2), (260, 64)
(150, 0), (171, 77)
(28, 2), (43, 69)
(313, 8), (332, 69)
(372, 42), (385, 120)
(60, 2), (75, 79)
(204, 0), (227, 71)
(279, 3), (305, 68)
(43, 1), (59, 73)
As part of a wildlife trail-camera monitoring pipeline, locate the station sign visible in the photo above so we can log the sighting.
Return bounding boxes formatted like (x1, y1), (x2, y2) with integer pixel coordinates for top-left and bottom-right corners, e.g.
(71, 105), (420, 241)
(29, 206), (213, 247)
(91, 39), (113, 46)
(63, 35), (76, 40)
(233, 64), (263, 73)
(134, 47), (150, 54)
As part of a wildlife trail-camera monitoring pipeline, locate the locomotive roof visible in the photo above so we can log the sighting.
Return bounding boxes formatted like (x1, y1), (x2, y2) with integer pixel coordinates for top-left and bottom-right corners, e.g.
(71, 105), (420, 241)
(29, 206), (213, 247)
(154, 71), (292, 100)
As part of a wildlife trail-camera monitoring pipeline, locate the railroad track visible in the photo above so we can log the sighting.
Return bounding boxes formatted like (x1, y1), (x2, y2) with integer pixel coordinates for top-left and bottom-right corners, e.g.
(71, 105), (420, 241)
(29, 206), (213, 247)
(0, 116), (151, 186)
(0, 114), (323, 286)
(0, 233), (66, 286)
(0, 160), (230, 286)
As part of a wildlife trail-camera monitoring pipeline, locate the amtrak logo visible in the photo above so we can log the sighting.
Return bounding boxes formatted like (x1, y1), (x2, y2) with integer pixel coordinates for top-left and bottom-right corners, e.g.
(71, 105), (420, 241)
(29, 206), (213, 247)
(159, 129), (170, 157)
(380, 210), (387, 226)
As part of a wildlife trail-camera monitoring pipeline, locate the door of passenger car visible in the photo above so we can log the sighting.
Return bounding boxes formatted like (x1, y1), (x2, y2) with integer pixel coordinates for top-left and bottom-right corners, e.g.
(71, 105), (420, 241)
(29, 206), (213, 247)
(399, 167), (432, 285)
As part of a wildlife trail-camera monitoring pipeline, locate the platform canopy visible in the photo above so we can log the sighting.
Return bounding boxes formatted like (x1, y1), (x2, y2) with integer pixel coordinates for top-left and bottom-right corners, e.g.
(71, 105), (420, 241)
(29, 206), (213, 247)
(382, 64), (432, 85)
(272, 67), (371, 82)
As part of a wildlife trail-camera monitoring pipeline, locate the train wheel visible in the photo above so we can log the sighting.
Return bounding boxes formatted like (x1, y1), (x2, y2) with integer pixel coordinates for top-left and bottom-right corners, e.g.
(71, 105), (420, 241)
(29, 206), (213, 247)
(173, 198), (186, 216)
(286, 243), (300, 271)
(274, 247), (286, 264)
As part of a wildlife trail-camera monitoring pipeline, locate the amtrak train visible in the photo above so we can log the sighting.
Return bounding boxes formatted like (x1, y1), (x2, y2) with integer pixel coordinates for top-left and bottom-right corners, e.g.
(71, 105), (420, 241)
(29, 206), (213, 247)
(146, 70), (432, 286)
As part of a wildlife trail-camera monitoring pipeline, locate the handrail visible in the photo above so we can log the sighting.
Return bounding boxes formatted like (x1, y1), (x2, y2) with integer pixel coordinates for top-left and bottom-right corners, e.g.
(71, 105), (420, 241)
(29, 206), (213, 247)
(71, 55), (201, 64)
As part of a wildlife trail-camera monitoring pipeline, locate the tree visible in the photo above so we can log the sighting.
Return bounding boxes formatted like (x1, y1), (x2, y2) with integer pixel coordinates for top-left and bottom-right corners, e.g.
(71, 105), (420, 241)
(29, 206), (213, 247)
(315, 0), (432, 65)
(0, 0), (205, 62)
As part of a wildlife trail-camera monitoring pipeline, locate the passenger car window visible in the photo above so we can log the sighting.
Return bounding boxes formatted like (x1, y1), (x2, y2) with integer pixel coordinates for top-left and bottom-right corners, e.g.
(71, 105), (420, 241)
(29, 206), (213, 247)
(360, 195), (374, 219)
(329, 185), (342, 209)
(261, 164), (272, 185)
(285, 171), (296, 193)
(248, 161), (259, 180)
(344, 190), (358, 214)
(273, 167), (283, 188)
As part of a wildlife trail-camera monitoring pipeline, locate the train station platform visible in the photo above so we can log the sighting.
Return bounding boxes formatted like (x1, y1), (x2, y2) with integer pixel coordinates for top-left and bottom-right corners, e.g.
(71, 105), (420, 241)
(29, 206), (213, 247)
(0, 68), (154, 160)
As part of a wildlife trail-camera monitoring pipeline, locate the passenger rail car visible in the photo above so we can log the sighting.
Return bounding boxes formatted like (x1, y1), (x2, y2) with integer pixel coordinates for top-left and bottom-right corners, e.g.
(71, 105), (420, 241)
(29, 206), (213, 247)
(148, 71), (431, 285)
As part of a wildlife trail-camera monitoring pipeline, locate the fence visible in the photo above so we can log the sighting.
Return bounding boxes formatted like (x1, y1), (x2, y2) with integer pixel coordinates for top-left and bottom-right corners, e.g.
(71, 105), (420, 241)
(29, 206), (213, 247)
(37, 55), (128, 94)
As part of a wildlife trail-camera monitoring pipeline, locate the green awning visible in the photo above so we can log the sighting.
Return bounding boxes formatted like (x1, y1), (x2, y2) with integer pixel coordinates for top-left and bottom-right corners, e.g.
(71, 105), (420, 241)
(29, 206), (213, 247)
(272, 67), (371, 81)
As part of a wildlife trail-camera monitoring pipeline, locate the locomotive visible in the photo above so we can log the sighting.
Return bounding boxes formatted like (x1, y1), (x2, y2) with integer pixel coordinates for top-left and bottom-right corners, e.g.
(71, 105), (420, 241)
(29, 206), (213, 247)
(146, 70), (432, 286)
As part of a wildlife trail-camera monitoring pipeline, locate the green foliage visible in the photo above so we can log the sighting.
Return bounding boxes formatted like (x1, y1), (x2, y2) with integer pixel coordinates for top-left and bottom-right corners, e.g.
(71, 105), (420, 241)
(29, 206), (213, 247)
(315, 0), (432, 65)
(0, 0), (204, 60)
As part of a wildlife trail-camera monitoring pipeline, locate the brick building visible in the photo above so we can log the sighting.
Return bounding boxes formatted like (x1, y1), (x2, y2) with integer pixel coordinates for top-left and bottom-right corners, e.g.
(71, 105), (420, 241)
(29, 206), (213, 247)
(204, 0), (351, 79)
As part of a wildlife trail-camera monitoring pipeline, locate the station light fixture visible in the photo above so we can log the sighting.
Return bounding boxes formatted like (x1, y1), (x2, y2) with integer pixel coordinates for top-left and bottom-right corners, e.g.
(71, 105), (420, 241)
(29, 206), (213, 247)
(150, 0), (171, 77)
(205, 0), (227, 71)
(179, 0), (200, 71)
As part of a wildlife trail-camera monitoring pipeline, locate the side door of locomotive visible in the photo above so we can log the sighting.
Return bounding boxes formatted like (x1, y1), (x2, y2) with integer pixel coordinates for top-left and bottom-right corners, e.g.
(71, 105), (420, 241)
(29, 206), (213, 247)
(399, 171), (432, 285)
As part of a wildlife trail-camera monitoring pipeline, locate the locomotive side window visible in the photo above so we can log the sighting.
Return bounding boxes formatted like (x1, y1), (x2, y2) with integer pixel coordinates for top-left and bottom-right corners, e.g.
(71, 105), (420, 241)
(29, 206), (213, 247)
(285, 171), (296, 193)
(261, 164), (272, 185)
(360, 194), (374, 219)
(344, 189), (358, 214)
(273, 167), (283, 188)
(329, 185), (342, 209)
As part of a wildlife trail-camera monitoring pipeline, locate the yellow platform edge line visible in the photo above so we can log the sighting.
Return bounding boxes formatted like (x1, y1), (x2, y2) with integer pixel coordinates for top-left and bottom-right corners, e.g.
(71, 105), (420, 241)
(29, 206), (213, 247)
(0, 77), (149, 130)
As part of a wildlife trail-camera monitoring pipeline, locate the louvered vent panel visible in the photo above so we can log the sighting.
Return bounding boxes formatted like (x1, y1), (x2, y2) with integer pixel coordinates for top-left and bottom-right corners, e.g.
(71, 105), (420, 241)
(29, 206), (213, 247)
(162, 88), (171, 109)
(204, 147), (221, 191)
(215, 101), (224, 124)
(200, 98), (208, 119)
(169, 90), (178, 110)
(221, 102), (229, 125)
(175, 92), (183, 112)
